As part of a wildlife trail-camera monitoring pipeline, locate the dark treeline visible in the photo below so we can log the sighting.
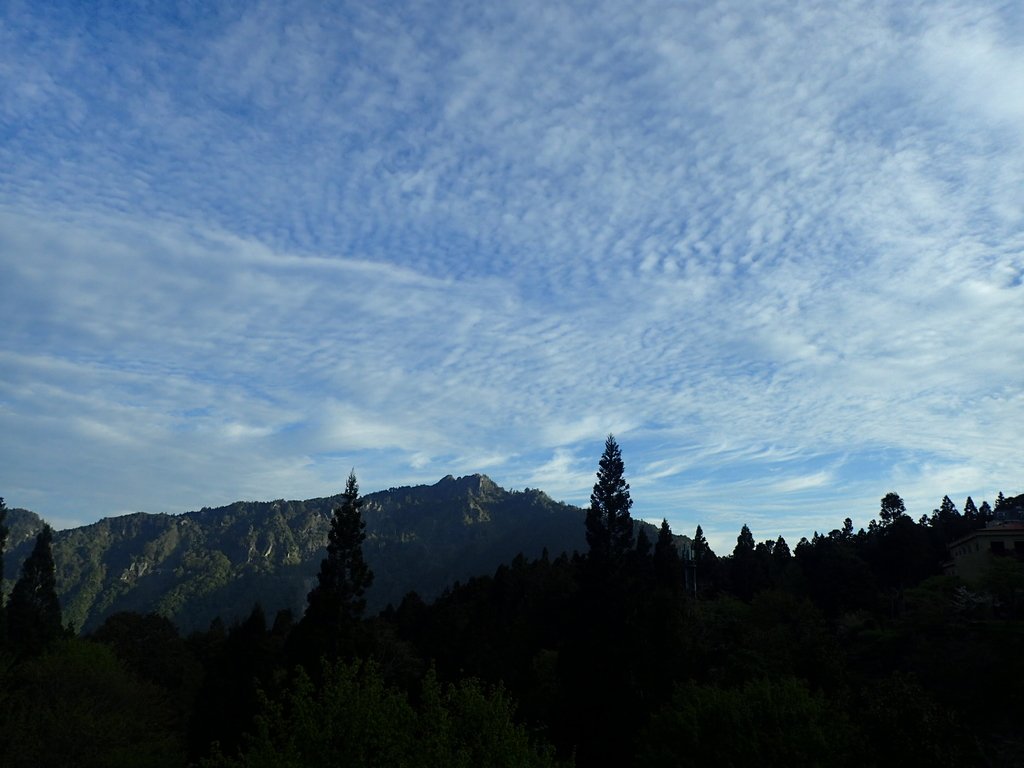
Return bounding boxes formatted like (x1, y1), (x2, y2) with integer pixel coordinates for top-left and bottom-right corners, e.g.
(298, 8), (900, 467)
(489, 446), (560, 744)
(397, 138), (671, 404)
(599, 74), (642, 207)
(1, 444), (1022, 766)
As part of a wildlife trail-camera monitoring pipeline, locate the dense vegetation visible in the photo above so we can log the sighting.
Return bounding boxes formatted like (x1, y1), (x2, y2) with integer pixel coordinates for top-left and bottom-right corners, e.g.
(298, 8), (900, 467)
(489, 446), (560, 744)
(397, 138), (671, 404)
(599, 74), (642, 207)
(1, 444), (1022, 766)
(1, 475), (590, 633)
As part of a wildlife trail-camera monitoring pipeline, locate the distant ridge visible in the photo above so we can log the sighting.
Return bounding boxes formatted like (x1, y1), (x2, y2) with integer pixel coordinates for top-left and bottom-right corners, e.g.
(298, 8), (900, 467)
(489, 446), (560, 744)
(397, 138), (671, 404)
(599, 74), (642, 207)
(2, 475), (602, 633)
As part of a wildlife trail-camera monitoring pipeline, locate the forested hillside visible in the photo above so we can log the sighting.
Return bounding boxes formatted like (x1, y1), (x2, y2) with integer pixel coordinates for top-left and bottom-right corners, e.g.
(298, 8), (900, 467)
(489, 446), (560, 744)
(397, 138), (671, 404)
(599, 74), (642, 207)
(1, 444), (1021, 766)
(3, 474), (675, 633)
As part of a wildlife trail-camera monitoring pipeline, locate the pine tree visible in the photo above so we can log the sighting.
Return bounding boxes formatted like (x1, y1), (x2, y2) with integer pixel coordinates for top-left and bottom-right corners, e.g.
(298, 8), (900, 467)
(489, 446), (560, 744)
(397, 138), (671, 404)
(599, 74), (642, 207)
(306, 471), (374, 626)
(879, 492), (906, 526)
(290, 471), (374, 667)
(585, 435), (634, 566)
(7, 524), (63, 654)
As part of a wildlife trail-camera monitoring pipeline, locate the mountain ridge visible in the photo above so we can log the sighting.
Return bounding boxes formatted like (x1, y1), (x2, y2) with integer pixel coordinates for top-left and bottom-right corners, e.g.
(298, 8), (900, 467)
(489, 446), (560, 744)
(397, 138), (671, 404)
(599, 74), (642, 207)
(3, 474), (628, 633)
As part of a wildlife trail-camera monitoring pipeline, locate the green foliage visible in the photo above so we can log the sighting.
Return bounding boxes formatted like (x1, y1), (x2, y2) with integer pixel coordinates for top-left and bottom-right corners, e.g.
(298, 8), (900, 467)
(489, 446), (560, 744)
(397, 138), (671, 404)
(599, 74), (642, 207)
(979, 555), (1024, 618)
(12, 474), (589, 634)
(91, 611), (203, 713)
(0, 639), (185, 768)
(203, 660), (561, 768)
(637, 676), (853, 767)
(7, 524), (63, 654)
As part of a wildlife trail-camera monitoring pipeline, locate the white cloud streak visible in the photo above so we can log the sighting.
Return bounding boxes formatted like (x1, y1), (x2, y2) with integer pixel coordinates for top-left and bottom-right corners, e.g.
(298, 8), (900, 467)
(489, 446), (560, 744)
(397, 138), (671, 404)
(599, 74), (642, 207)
(1, 0), (1021, 551)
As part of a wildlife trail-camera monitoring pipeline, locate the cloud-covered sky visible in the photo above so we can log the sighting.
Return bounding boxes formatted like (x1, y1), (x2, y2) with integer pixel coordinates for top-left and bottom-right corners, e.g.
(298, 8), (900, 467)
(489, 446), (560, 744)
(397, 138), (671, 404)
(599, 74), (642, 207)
(2, 0), (1021, 552)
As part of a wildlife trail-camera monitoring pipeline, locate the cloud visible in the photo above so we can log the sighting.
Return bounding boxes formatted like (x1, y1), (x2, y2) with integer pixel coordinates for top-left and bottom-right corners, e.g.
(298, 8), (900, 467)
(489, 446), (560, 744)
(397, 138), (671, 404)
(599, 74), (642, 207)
(1, 0), (1021, 548)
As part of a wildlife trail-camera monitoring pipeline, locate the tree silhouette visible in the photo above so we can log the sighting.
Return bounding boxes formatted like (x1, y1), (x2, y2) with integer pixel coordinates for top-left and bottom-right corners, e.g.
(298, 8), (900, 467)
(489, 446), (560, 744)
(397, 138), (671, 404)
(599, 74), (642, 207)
(879, 492), (906, 526)
(963, 496), (979, 523)
(291, 471), (374, 666)
(654, 519), (681, 588)
(693, 524), (712, 562)
(734, 524), (755, 557)
(7, 524), (63, 654)
(0, 497), (7, 643)
(585, 435), (634, 567)
(307, 471), (374, 626)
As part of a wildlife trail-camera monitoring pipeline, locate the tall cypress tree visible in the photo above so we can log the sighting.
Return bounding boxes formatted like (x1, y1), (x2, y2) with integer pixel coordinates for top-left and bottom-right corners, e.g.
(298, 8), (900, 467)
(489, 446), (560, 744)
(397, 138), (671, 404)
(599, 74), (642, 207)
(292, 471), (374, 665)
(585, 435), (633, 567)
(307, 471), (373, 625)
(7, 524), (63, 654)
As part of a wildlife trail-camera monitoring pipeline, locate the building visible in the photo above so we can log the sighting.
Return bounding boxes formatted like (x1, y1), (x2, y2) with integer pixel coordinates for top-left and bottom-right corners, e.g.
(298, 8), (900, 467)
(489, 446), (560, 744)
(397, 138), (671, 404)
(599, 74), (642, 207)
(944, 521), (1024, 582)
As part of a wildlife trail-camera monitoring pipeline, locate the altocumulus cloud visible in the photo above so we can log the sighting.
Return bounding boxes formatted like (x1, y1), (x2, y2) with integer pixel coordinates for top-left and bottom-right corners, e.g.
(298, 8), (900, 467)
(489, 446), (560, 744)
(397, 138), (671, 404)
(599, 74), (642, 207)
(0, 0), (1021, 549)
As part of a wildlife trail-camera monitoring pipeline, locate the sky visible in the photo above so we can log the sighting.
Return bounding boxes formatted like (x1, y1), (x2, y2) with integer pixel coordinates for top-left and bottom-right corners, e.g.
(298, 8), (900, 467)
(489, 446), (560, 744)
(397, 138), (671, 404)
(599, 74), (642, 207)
(1, 0), (1022, 553)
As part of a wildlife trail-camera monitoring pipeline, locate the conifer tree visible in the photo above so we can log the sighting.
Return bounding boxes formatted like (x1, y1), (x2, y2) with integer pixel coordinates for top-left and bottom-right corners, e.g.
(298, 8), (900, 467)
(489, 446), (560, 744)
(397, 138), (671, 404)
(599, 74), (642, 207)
(653, 519), (680, 586)
(585, 435), (634, 566)
(635, 527), (652, 557)
(7, 524), (63, 654)
(290, 471), (374, 668)
(963, 496), (979, 522)
(692, 524), (712, 563)
(306, 471), (374, 627)
(979, 500), (993, 522)
(773, 535), (791, 559)
(734, 524), (755, 557)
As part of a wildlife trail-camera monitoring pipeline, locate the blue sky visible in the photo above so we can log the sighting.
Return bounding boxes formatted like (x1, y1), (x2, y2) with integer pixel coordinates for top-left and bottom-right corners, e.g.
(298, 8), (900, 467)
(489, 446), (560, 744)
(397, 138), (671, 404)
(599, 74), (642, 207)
(1, 0), (1022, 553)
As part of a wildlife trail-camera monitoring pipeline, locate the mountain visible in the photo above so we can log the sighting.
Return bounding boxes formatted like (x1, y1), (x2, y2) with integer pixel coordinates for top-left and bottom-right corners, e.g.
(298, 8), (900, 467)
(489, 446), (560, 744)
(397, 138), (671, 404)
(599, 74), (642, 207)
(3, 475), (610, 633)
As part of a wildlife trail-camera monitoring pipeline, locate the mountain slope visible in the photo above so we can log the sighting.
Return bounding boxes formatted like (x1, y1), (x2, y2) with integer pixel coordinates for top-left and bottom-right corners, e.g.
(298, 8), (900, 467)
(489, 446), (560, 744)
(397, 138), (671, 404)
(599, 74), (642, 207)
(4, 475), (596, 633)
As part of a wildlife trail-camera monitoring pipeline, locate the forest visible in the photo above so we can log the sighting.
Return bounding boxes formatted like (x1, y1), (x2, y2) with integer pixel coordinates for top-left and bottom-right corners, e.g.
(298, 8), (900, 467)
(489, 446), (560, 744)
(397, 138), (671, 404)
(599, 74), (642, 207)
(1, 436), (1021, 767)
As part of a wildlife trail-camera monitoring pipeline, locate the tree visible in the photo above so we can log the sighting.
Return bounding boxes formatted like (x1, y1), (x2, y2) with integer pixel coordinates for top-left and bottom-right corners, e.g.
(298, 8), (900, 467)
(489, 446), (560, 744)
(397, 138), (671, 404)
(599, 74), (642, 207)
(290, 471), (374, 667)
(7, 524), (63, 654)
(585, 435), (634, 566)
(306, 471), (374, 626)
(692, 525), (713, 563)
(734, 524), (755, 557)
(979, 500), (993, 522)
(880, 492), (906, 526)
(773, 535), (791, 559)
(963, 496), (979, 523)
(731, 525), (760, 600)
(654, 519), (680, 587)
(0, 639), (185, 767)
(0, 497), (7, 643)
(202, 661), (561, 768)
(635, 527), (652, 558)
